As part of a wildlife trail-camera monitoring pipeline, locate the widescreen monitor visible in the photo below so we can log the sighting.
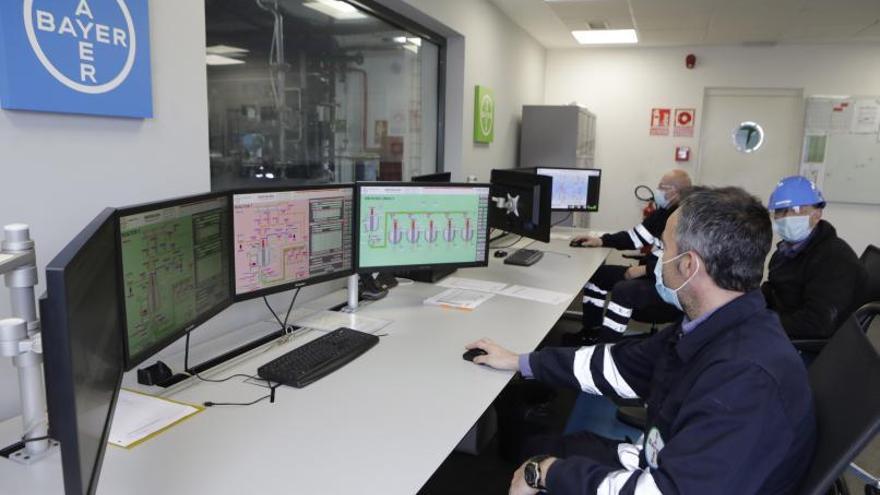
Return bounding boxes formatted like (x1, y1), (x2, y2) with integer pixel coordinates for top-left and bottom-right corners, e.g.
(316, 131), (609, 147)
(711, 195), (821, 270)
(411, 172), (452, 183)
(117, 194), (232, 370)
(42, 208), (124, 495)
(232, 185), (354, 299)
(356, 183), (491, 272)
(489, 169), (552, 243)
(536, 167), (602, 212)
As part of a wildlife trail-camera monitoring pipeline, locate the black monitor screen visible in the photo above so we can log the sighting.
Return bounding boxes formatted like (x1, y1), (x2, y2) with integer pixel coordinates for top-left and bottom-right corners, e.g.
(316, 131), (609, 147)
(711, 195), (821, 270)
(42, 208), (124, 495)
(355, 183), (490, 271)
(411, 172), (452, 183)
(489, 169), (552, 243)
(536, 167), (602, 212)
(117, 194), (232, 370)
(231, 185), (354, 299)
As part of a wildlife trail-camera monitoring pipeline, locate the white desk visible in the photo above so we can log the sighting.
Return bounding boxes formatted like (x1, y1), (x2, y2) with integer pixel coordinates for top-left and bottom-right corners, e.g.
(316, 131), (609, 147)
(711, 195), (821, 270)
(0, 227), (609, 495)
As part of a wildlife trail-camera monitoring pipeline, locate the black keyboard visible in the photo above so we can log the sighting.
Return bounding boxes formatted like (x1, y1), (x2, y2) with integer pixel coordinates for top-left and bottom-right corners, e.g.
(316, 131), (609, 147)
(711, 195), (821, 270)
(503, 248), (544, 267)
(257, 327), (379, 388)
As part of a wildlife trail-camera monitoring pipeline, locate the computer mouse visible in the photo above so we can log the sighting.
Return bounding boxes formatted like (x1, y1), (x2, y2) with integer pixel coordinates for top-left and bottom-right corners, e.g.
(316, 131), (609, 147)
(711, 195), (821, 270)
(494, 250), (508, 258)
(462, 348), (488, 362)
(569, 239), (586, 248)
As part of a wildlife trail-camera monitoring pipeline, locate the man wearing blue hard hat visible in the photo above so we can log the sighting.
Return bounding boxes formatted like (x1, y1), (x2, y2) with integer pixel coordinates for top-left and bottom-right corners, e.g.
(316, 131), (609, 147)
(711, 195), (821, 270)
(762, 175), (867, 339)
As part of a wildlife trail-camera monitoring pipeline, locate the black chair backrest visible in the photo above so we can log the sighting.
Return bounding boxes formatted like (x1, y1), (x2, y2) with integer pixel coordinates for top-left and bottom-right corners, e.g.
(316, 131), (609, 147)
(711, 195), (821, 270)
(861, 245), (880, 303)
(798, 303), (880, 495)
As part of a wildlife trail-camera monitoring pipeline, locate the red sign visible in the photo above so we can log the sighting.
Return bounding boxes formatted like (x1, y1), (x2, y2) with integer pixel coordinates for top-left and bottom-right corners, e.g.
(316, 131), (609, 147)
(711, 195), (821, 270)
(674, 108), (696, 137)
(651, 108), (671, 136)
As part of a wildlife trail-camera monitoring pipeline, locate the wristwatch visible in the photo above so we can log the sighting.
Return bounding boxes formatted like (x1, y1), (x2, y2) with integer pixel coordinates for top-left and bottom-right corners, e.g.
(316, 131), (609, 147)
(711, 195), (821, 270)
(524, 455), (550, 491)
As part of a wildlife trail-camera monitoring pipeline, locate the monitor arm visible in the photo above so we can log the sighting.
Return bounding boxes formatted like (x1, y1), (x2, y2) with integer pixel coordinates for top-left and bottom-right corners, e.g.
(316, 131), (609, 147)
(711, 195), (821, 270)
(491, 193), (520, 217)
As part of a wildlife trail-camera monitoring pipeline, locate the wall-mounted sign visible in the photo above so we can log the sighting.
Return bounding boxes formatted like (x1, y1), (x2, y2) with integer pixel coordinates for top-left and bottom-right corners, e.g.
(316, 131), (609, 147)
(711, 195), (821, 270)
(0, 0), (153, 118)
(474, 85), (495, 144)
(674, 108), (696, 137)
(650, 108), (671, 136)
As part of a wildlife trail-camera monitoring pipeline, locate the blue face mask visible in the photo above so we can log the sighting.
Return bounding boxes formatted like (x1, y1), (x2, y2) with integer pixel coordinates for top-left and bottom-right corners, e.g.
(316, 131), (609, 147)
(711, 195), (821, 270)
(654, 189), (670, 209)
(773, 215), (812, 243)
(654, 251), (700, 311)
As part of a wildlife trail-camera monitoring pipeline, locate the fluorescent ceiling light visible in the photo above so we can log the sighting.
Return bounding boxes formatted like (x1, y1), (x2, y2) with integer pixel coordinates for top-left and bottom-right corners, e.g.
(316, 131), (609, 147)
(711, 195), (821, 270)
(303, 0), (367, 20)
(407, 37), (422, 47)
(403, 44), (419, 54)
(392, 36), (407, 44)
(572, 29), (638, 45)
(206, 54), (246, 66)
(206, 44), (249, 55)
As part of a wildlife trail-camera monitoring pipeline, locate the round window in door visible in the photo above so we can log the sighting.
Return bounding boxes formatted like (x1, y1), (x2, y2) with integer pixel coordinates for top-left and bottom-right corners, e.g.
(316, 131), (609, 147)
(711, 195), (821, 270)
(732, 121), (764, 153)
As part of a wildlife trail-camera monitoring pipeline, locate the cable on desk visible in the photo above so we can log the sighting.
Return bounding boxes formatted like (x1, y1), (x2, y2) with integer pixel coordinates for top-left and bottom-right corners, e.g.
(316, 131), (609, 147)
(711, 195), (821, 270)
(203, 384), (280, 407)
(280, 287), (301, 335)
(20, 435), (51, 444)
(552, 212), (573, 226)
(489, 230), (512, 243)
(492, 235), (524, 250)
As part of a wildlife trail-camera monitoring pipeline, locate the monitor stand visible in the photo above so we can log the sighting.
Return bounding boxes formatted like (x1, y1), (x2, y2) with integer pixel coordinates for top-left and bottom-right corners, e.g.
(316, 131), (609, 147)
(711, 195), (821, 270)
(396, 266), (457, 284)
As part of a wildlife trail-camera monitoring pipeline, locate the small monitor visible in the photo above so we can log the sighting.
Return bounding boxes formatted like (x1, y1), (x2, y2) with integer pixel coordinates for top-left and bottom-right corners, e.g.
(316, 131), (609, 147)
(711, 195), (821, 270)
(42, 208), (124, 495)
(411, 172), (452, 183)
(356, 183), (491, 271)
(117, 194), (232, 370)
(536, 167), (602, 212)
(489, 169), (553, 243)
(232, 185), (354, 299)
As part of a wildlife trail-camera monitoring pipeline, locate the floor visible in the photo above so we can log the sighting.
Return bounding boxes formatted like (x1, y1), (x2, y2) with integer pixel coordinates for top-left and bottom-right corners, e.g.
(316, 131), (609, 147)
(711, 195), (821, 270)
(419, 251), (880, 494)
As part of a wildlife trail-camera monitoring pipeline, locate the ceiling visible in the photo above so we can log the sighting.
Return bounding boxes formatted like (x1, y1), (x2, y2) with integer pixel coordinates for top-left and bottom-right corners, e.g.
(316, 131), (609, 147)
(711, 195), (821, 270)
(487, 0), (880, 48)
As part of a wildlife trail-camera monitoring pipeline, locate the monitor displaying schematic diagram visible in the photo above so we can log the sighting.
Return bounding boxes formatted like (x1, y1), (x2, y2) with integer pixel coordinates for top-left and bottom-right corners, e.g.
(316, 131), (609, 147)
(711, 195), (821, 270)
(356, 183), (491, 271)
(231, 186), (354, 299)
(117, 194), (232, 370)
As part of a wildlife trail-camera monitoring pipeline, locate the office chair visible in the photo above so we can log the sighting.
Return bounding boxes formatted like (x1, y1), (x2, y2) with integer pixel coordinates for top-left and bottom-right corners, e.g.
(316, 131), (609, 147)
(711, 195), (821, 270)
(798, 302), (880, 495)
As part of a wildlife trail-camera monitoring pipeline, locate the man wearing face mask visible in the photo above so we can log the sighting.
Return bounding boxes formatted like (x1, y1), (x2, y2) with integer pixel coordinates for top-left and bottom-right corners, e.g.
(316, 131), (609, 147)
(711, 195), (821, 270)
(466, 187), (815, 495)
(762, 176), (867, 339)
(567, 169), (692, 345)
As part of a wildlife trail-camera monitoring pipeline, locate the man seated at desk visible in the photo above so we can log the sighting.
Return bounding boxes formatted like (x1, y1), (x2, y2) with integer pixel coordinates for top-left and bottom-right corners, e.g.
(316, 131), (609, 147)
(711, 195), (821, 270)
(467, 186), (816, 495)
(567, 169), (692, 345)
(762, 175), (867, 339)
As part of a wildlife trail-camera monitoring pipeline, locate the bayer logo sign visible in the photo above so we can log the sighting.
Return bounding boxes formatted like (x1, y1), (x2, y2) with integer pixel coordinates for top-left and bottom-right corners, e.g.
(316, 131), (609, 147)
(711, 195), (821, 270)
(25, 0), (136, 94)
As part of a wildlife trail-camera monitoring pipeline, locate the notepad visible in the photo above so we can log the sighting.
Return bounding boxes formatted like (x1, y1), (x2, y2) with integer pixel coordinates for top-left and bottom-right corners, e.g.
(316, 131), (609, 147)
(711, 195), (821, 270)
(435, 276), (508, 293)
(424, 288), (495, 310)
(109, 389), (203, 448)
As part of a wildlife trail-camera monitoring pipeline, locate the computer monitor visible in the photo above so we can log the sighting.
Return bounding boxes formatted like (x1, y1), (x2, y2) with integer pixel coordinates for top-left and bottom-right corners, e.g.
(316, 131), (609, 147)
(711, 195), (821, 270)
(355, 183), (491, 272)
(489, 169), (552, 243)
(117, 194), (232, 370)
(411, 172), (452, 183)
(41, 208), (125, 495)
(231, 185), (354, 299)
(535, 167), (601, 212)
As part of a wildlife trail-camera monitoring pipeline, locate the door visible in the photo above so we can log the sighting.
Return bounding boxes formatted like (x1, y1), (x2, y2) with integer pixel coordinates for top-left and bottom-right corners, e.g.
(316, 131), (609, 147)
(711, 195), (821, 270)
(698, 88), (804, 204)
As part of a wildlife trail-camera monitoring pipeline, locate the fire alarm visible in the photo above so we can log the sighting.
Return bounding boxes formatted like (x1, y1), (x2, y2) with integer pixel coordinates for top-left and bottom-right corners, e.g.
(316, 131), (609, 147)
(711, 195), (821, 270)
(686, 54), (696, 69)
(676, 146), (691, 162)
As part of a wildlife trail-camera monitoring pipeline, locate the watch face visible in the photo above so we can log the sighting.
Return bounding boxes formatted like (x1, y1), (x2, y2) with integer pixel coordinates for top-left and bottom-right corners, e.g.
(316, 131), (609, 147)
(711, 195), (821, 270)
(524, 462), (539, 488)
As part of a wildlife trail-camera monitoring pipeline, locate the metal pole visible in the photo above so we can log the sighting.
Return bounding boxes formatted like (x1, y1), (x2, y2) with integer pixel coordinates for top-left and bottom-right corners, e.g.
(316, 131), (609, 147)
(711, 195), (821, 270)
(347, 274), (359, 311)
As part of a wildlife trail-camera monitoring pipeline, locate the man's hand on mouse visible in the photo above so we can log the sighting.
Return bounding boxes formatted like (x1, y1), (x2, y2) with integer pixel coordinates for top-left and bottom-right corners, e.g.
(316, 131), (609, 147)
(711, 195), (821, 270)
(465, 338), (519, 371)
(571, 235), (602, 247)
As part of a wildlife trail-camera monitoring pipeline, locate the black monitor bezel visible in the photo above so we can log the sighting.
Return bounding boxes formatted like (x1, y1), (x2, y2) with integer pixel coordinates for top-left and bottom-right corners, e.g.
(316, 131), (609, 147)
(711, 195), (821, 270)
(532, 166), (602, 212)
(354, 181), (492, 273)
(411, 172), (452, 183)
(489, 169), (553, 243)
(43, 207), (124, 495)
(229, 183), (356, 302)
(115, 192), (233, 371)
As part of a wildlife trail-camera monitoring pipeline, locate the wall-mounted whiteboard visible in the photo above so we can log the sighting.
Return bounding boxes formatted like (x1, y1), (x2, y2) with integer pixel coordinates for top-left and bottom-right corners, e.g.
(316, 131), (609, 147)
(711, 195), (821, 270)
(800, 96), (880, 205)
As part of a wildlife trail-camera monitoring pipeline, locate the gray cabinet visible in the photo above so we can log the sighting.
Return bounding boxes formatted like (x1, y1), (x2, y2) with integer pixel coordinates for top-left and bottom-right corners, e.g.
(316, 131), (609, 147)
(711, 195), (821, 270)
(519, 105), (596, 169)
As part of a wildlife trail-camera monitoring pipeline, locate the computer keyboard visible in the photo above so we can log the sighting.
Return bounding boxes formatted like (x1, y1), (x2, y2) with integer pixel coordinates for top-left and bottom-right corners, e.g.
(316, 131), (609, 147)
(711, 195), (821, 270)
(257, 327), (379, 388)
(503, 248), (544, 267)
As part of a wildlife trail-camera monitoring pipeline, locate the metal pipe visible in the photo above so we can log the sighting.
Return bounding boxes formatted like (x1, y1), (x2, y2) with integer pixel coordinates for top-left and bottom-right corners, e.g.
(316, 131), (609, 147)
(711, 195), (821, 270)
(347, 274), (359, 311)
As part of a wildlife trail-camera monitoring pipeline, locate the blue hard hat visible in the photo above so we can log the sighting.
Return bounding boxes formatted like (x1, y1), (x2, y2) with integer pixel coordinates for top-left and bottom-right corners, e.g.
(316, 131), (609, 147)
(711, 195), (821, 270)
(768, 176), (826, 211)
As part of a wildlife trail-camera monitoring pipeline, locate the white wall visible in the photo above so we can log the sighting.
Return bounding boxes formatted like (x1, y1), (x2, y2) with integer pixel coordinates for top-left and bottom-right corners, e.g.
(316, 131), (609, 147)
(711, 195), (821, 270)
(544, 44), (880, 255)
(400, 0), (547, 181)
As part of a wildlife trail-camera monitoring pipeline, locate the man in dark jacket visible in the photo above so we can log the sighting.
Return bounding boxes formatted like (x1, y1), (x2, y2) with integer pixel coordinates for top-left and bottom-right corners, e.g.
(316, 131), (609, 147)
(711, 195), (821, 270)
(762, 175), (867, 338)
(467, 186), (816, 495)
(568, 169), (691, 344)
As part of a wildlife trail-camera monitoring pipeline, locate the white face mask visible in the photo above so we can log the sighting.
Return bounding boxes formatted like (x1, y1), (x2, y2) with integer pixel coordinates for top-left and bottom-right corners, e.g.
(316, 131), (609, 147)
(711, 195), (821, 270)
(655, 189), (670, 209)
(773, 215), (812, 243)
(654, 251), (700, 311)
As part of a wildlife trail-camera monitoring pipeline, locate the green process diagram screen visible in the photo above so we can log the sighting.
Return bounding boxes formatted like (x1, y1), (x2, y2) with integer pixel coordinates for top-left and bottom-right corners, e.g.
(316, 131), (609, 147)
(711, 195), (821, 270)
(358, 186), (489, 269)
(119, 197), (230, 361)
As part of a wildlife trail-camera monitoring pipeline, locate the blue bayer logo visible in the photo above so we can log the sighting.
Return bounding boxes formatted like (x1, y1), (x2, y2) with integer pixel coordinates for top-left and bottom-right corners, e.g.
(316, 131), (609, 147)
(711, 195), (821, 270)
(24, 0), (136, 94)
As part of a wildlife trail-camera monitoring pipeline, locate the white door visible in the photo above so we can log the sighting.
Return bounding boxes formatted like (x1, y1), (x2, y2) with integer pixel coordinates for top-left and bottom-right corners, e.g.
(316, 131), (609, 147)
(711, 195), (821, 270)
(698, 88), (804, 203)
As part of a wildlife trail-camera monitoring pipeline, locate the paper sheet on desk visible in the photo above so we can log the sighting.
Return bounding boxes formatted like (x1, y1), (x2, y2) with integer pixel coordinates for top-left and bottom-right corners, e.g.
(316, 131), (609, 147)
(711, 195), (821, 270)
(424, 288), (495, 310)
(497, 285), (572, 306)
(435, 276), (507, 293)
(550, 232), (572, 241)
(292, 310), (391, 334)
(109, 390), (203, 448)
